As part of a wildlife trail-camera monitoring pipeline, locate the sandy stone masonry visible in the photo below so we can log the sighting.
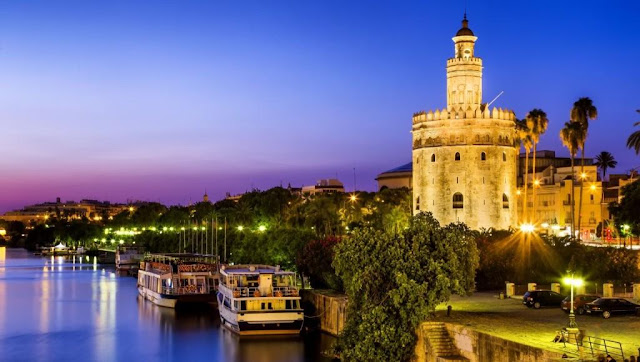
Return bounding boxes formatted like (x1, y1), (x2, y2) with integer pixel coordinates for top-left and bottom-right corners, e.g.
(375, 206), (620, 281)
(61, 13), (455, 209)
(411, 15), (517, 230)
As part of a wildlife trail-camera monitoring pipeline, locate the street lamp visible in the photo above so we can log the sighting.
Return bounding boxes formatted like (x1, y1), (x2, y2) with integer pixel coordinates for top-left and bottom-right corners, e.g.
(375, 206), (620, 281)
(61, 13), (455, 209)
(563, 275), (583, 328)
(520, 223), (535, 233)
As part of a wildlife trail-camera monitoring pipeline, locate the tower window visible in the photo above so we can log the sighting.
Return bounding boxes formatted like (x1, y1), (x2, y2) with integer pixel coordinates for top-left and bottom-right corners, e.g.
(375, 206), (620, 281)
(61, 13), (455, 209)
(503, 152), (507, 162)
(481, 152), (486, 161)
(503, 194), (509, 209)
(431, 154), (436, 162)
(455, 152), (461, 161)
(453, 193), (464, 209)
(416, 196), (420, 211)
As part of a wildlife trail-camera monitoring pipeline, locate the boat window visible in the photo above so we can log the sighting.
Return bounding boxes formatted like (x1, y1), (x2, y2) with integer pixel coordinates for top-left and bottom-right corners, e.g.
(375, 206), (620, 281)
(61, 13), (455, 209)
(286, 300), (292, 309)
(268, 302), (273, 310)
(240, 301), (246, 311)
(234, 301), (239, 310)
(223, 297), (231, 308)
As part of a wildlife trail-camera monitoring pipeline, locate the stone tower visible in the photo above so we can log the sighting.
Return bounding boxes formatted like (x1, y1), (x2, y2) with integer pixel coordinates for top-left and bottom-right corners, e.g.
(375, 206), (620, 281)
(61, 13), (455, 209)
(411, 15), (517, 230)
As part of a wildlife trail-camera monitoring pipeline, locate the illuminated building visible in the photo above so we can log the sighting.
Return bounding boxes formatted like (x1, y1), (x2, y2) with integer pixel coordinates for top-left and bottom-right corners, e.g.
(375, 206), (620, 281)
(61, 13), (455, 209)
(411, 15), (517, 230)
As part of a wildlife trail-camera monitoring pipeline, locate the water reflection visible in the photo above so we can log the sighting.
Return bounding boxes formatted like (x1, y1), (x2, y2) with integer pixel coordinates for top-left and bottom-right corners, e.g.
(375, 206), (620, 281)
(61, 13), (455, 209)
(0, 249), (334, 362)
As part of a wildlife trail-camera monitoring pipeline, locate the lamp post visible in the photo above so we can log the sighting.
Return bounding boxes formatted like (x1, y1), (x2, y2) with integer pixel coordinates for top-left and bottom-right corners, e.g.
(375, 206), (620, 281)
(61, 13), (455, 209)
(563, 275), (583, 328)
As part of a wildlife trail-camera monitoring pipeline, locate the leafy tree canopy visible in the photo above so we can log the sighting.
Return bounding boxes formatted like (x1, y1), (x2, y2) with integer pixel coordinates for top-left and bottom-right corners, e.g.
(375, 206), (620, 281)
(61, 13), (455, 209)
(332, 213), (479, 362)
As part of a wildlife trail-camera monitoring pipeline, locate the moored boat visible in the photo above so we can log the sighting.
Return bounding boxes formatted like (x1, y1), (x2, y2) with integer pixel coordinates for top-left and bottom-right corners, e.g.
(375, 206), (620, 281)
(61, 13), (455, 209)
(137, 253), (219, 308)
(116, 246), (144, 272)
(217, 264), (303, 335)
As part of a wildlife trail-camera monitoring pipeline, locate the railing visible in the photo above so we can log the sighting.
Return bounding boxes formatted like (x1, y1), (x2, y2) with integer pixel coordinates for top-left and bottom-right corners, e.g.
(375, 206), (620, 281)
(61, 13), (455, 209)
(220, 284), (299, 298)
(162, 285), (211, 295)
(563, 333), (625, 361)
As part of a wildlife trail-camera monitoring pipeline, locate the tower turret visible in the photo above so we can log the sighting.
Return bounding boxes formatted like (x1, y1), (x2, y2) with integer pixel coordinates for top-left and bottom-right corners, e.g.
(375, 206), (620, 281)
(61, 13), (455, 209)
(447, 15), (482, 108)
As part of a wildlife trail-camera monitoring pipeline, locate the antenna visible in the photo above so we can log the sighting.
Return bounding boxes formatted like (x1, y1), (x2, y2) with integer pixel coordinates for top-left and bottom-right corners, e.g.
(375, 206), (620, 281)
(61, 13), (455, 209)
(353, 167), (357, 192)
(486, 91), (504, 108)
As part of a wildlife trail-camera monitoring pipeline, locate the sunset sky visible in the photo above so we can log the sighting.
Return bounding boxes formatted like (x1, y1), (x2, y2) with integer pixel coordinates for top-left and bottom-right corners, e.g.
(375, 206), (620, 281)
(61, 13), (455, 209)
(1, 1), (639, 212)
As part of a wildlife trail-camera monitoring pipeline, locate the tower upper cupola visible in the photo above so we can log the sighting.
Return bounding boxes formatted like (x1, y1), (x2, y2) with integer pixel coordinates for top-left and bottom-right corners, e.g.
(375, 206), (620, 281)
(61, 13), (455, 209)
(455, 14), (475, 36)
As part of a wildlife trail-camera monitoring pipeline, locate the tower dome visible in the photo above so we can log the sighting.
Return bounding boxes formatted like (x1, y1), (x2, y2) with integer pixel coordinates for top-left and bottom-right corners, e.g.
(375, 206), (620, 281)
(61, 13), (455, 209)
(455, 15), (474, 36)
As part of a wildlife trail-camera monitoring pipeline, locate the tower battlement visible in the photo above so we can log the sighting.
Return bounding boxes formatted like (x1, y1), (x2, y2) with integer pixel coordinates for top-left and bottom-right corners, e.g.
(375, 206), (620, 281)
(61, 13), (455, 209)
(412, 107), (516, 124)
(446, 57), (482, 65)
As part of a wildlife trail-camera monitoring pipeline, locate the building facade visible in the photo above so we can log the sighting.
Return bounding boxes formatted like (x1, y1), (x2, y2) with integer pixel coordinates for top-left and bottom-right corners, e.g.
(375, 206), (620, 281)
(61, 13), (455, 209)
(411, 16), (517, 230)
(517, 162), (603, 239)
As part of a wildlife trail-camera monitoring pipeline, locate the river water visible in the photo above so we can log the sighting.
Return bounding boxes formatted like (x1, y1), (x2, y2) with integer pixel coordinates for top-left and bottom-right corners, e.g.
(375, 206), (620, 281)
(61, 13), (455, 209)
(0, 247), (335, 362)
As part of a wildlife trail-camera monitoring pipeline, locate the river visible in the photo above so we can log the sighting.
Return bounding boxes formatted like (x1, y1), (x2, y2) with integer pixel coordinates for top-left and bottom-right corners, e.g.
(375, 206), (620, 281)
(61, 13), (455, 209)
(0, 247), (335, 362)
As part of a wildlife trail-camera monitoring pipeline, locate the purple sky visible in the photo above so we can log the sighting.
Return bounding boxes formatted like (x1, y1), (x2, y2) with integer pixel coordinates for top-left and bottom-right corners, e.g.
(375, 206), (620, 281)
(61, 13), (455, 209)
(1, 1), (639, 212)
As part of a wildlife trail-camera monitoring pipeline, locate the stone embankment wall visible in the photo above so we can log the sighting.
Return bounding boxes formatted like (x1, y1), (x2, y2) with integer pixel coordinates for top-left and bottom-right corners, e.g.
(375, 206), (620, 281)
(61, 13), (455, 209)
(300, 290), (347, 336)
(415, 322), (564, 362)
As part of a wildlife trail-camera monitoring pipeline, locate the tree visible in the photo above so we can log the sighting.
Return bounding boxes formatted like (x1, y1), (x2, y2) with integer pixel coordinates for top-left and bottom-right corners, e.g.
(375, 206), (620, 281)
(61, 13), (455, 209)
(560, 121), (584, 240)
(526, 109), (549, 222)
(570, 97), (598, 241)
(516, 119), (532, 222)
(626, 110), (640, 154)
(594, 151), (617, 181)
(609, 179), (640, 236)
(296, 236), (342, 290)
(332, 213), (479, 362)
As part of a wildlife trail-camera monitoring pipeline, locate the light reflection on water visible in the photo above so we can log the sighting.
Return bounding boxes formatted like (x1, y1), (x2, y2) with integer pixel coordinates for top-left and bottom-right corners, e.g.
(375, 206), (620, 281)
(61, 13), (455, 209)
(0, 248), (334, 362)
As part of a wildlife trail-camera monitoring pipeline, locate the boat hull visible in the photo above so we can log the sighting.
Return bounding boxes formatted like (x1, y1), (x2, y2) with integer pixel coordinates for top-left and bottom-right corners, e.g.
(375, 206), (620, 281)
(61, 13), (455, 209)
(138, 286), (217, 308)
(218, 297), (303, 335)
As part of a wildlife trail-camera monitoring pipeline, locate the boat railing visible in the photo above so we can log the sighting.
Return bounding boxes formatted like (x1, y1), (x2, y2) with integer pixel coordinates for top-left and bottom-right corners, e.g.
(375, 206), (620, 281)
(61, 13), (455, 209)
(222, 284), (299, 298)
(162, 285), (211, 295)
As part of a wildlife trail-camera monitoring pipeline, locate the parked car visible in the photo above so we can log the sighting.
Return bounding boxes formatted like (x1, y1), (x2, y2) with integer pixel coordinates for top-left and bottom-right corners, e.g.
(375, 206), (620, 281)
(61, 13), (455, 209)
(584, 298), (640, 319)
(523, 290), (565, 309)
(561, 294), (600, 315)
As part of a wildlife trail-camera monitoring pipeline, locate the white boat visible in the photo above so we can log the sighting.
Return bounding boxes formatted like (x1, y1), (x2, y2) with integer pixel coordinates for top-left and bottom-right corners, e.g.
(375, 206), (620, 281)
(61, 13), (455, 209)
(116, 246), (144, 271)
(217, 264), (304, 335)
(137, 253), (219, 308)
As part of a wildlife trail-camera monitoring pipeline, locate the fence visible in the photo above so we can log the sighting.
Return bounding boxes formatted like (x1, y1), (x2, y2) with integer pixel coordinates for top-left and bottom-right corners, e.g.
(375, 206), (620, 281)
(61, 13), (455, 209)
(562, 331), (625, 361)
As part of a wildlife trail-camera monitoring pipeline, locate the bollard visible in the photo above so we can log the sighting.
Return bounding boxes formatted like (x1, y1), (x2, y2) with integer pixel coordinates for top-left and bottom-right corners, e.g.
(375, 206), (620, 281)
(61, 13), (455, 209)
(603, 283), (614, 298)
(551, 283), (561, 293)
(447, 305), (452, 317)
(527, 283), (537, 292)
(506, 282), (515, 298)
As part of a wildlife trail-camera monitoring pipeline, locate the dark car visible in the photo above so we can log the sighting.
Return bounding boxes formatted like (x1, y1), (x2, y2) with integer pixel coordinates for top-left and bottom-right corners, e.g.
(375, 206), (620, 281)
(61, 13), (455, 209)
(584, 298), (640, 319)
(561, 294), (600, 315)
(523, 290), (565, 309)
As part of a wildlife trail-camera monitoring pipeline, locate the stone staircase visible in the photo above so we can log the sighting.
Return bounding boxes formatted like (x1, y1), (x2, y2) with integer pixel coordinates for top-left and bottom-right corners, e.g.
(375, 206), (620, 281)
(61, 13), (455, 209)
(423, 322), (467, 361)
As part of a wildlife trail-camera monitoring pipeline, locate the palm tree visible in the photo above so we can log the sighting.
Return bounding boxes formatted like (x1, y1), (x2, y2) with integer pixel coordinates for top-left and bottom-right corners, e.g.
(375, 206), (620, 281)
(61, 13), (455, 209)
(516, 119), (532, 223)
(627, 110), (640, 154)
(525, 109), (549, 223)
(570, 97), (597, 241)
(594, 151), (617, 181)
(560, 121), (583, 240)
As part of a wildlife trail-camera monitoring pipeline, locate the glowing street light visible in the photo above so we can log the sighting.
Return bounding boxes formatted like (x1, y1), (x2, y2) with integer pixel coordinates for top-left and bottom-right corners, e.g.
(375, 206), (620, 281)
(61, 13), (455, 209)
(516, 189), (521, 196)
(580, 172), (587, 180)
(563, 275), (584, 328)
(349, 194), (357, 202)
(128, 207), (134, 212)
(258, 225), (266, 232)
(237, 226), (244, 231)
(520, 223), (535, 233)
(590, 184), (596, 191)
(533, 179), (540, 187)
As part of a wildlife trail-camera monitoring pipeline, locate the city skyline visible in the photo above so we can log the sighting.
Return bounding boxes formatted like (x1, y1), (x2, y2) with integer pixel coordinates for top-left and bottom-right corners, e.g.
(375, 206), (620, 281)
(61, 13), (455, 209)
(2, 1), (640, 212)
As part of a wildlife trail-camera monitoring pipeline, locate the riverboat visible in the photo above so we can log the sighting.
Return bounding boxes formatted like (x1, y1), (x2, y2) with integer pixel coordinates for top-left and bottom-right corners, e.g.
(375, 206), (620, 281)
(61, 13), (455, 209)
(137, 253), (219, 308)
(217, 264), (303, 335)
(116, 246), (144, 272)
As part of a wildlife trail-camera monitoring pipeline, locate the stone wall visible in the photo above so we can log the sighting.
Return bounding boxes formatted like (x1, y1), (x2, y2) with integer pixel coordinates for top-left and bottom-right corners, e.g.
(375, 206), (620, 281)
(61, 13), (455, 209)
(415, 322), (565, 362)
(301, 290), (347, 336)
